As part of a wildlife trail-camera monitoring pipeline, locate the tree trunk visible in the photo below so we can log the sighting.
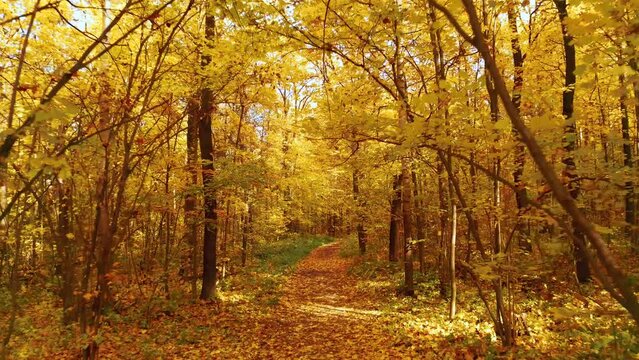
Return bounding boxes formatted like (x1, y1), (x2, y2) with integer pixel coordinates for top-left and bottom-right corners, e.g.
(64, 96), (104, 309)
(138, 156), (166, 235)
(352, 169), (367, 255)
(554, 0), (590, 283)
(428, 1), (452, 298)
(163, 154), (172, 298)
(394, 13), (415, 295)
(400, 169), (415, 297)
(507, 0), (531, 252)
(185, 98), (199, 299)
(449, 200), (457, 319)
(485, 3), (515, 345)
(57, 181), (77, 324)
(628, 53), (639, 158)
(1, 217), (23, 360)
(241, 203), (251, 267)
(412, 172), (426, 272)
(594, 72), (609, 164)
(199, 10), (218, 301)
(451, 0), (639, 324)
(619, 73), (636, 243)
(437, 161), (448, 296)
(222, 199), (230, 261)
(389, 174), (401, 262)
(86, 161), (112, 360)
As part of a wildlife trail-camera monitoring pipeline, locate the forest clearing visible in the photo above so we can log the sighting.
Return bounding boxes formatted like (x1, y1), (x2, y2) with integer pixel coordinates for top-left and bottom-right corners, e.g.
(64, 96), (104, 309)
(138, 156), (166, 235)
(1, 0), (639, 358)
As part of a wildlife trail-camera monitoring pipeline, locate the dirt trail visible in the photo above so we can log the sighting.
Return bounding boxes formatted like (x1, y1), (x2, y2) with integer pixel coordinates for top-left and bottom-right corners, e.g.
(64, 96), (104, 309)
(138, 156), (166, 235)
(95, 242), (416, 359)
(251, 242), (412, 359)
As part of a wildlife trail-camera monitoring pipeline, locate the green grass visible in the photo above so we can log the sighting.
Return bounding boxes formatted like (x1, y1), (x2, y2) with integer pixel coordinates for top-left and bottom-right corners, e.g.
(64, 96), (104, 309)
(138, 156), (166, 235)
(254, 235), (333, 275)
(221, 235), (333, 306)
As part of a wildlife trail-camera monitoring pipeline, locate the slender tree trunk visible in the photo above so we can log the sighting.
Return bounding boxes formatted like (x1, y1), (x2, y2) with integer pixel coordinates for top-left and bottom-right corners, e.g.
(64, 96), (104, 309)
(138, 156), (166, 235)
(449, 199), (457, 319)
(594, 72), (609, 164)
(443, 140), (457, 320)
(437, 161), (448, 296)
(493, 161), (514, 346)
(428, 1), (450, 297)
(619, 73), (636, 244)
(185, 99), (199, 299)
(199, 9), (218, 301)
(163, 152), (171, 298)
(447, 0), (639, 325)
(483, 1), (514, 345)
(626, 54), (639, 250)
(241, 202), (251, 267)
(85, 152), (112, 360)
(629, 56), (639, 249)
(85, 88), (114, 358)
(389, 175), (401, 262)
(394, 12), (415, 295)
(222, 199), (230, 261)
(412, 172), (426, 272)
(507, 0), (531, 252)
(628, 54), (639, 158)
(57, 181), (76, 324)
(0, 217), (23, 360)
(400, 169), (415, 296)
(553, 0), (590, 283)
(352, 169), (367, 255)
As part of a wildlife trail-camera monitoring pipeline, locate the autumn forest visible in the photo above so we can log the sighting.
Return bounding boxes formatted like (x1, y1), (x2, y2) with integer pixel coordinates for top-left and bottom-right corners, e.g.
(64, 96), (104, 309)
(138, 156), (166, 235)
(0, 0), (638, 358)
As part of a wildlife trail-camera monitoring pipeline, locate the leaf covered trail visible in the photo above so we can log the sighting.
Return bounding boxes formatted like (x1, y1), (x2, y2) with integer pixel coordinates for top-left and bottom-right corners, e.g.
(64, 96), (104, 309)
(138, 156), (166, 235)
(88, 242), (415, 359)
(250, 242), (410, 358)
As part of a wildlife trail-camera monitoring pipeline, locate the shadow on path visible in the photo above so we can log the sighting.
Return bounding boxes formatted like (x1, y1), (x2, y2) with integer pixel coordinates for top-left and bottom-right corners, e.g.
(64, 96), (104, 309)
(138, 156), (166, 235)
(251, 242), (412, 359)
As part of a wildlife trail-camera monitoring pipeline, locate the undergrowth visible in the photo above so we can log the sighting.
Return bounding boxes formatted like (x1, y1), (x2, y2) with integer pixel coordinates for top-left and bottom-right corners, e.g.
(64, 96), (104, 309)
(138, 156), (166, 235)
(221, 234), (332, 306)
(339, 235), (639, 359)
(1, 234), (333, 358)
(253, 234), (333, 275)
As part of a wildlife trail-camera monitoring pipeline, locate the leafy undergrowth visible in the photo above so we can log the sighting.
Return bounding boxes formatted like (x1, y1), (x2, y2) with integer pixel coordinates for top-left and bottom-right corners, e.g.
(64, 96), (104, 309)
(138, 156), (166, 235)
(220, 234), (333, 306)
(4, 235), (636, 359)
(2, 235), (333, 359)
(345, 238), (638, 359)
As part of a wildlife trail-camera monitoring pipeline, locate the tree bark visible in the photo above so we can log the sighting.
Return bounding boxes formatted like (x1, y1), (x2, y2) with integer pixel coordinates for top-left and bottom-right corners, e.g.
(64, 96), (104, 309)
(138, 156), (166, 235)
(241, 204), (251, 267)
(507, 0), (531, 252)
(619, 73), (636, 243)
(400, 168), (415, 296)
(185, 98), (199, 298)
(449, 200), (457, 319)
(437, 161), (448, 296)
(199, 10), (218, 301)
(395, 12), (415, 296)
(389, 174), (401, 262)
(412, 172), (426, 272)
(352, 169), (366, 255)
(57, 180), (76, 324)
(1, 217), (23, 360)
(553, 0), (590, 283)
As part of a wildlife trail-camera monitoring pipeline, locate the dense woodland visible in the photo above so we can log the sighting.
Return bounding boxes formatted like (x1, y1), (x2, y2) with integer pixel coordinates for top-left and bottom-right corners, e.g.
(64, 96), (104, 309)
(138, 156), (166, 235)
(0, 0), (638, 358)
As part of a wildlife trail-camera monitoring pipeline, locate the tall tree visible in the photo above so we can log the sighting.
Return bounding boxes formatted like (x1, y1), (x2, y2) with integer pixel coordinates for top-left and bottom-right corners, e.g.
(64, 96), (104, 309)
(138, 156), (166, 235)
(199, 7), (218, 301)
(507, 0), (531, 252)
(553, 0), (590, 283)
(185, 99), (200, 299)
(435, 0), (639, 324)
(389, 175), (402, 262)
(352, 169), (367, 255)
(618, 68), (635, 244)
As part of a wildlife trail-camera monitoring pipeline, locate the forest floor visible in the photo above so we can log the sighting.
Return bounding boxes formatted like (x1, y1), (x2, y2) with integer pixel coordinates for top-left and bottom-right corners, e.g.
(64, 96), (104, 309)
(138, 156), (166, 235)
(101, 241), (418, 359)
(5, 237), (637, 359)
(244, 242), (414, 359)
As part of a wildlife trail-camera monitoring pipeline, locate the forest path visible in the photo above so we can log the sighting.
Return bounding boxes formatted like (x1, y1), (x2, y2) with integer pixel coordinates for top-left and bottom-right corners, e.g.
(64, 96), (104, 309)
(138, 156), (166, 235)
(95, 242), (418, 359)
(249, 242), (411, 359)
